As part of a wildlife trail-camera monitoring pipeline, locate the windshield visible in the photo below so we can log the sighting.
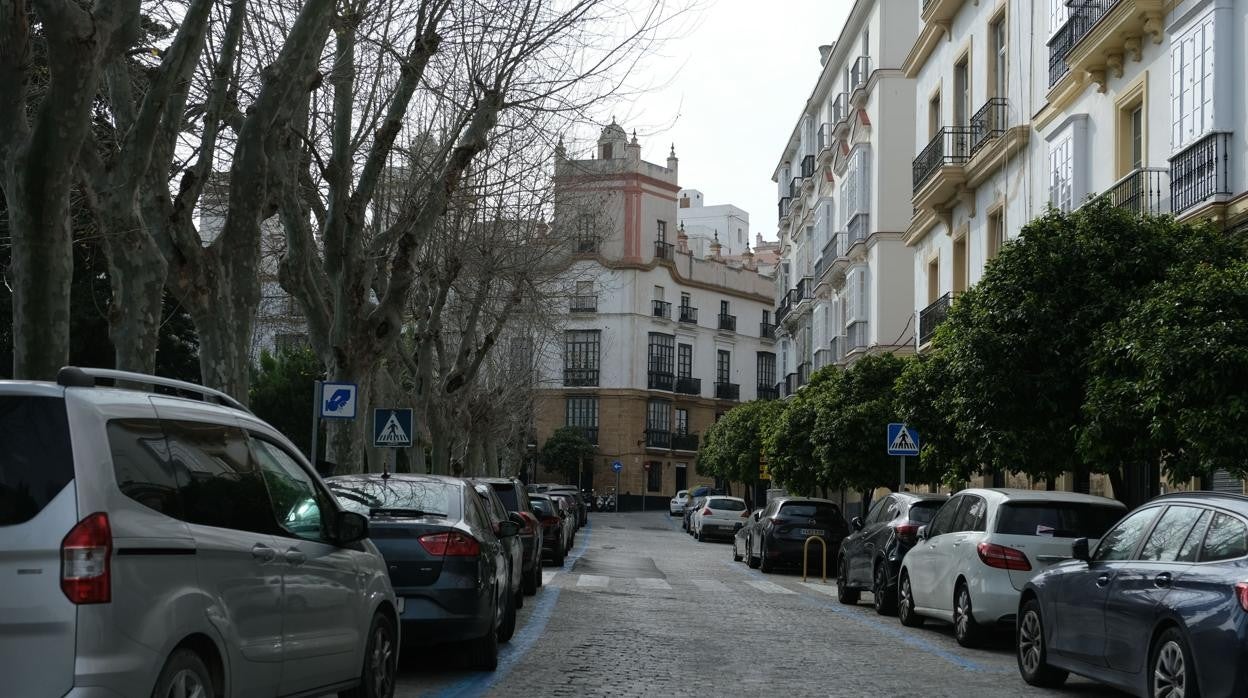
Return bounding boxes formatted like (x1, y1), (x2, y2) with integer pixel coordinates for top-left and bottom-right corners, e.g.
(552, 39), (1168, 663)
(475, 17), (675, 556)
(907, 501), (943, 524)
(779, 502), (841, 520)
(708, 498), (746, 511)
(328, 478), (458, 518)
(996, 501), (1125, 538)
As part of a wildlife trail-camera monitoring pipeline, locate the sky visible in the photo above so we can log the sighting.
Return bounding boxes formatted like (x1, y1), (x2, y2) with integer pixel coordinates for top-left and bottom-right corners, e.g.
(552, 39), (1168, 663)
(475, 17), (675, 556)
(609, 0), (852, 245)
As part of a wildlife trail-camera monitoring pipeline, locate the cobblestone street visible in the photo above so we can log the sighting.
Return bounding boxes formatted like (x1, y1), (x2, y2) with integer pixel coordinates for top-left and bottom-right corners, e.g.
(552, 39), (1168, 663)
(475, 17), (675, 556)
(395, 512), (1127, 697)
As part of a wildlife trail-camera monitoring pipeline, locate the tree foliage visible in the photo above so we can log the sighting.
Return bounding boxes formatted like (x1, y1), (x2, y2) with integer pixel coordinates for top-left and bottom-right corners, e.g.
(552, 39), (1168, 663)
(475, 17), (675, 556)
(540, 427), (593, 485)
(249, 348), (326, 463)
(698, 400), (782, 486)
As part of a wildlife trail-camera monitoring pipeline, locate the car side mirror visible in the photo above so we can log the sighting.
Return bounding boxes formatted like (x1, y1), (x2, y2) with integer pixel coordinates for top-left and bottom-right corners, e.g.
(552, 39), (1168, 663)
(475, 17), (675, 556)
(916, 525), (929, 542)
(753, 512), (761, 522)
(334, 511), (369, 545)
(497, 521), (520, 538)
(508, 512), (526, 526)
(851, 516), (864, 532)
(1071, 537), (1091, 563)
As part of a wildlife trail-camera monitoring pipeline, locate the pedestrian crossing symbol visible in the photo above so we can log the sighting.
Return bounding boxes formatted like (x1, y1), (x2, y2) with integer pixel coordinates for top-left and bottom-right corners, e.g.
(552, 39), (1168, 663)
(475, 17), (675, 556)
(886, 423), (920, 456)
(373, 408), (414, 448)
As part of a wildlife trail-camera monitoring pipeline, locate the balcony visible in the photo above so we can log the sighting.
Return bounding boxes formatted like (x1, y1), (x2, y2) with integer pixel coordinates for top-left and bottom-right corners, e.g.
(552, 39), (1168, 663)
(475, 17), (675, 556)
(1170, 132), (1232, 216)
(832, 92), (850, 127)
(969, 98), (1008, 158)
(760, 322), (776, 340)
(849, 55), (871, 104)
(563, 368), (599, 387)
(678, 304), (699, 324)
(674, 376), (701, 395)
(645, 429), (672, 449)
(797, 362), (811, 388)
(1058, 1), (1165, 95)
(655, 240), (675, 261)
(783, 372), (798, 396)
(569, 426), (599, 445)
(1104, 167), (1170, 216)
(847, 320), (869, 352)
(718, 314), (737, 332)
(672, 433), (699, 452)
(651, 300), (672, 319)
(575, 237), (599, 254)
(789, 176), (802, 201)
(757, 384), (779, 400)
(775, 295), (791, 324)
(570, 294), (597, 313)
(818, 123), (833, 155)
(847, 212), (869, 247)
(647, 371), (674, 391)
(795, 277), (813, 305)
(813, 347), (831, 371)
(777, 196), (792, 223)
(913, 127), (973, 194)
(918, 292), (952, 348)
(830, 336), (844, 365)
(714, 382), (740, 401)
(801, 155), (816, 180)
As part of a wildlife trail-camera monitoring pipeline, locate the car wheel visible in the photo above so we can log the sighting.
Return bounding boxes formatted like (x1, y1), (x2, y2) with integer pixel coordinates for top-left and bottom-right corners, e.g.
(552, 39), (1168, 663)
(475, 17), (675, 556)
(747, 541), (761, 569)
(469, 613), (499, 671)
(340, 612), (398, 698)
(151, 648), (214, 698)
(898, 572), (924, 628)
(696, 527), (705, 542)
(1150, 628), (1199, 698)
(872, 562), (897, 616)
(836, 557), (860, 605)
(759, 540), (774, 573)
(953, 583), (984, 647)
(514, 586), (524, 611)
(523, 562), (538, 595)
(554, 543), (566, 567)
(732, 540), (743, 562)
(497, 585), (517, 644)
(1017, 598), (1068, 688)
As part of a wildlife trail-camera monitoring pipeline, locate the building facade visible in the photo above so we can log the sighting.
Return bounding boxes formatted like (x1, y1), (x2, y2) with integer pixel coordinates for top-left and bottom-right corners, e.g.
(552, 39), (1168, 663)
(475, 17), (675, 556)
(533, 123), (777, 502)
(676, 189), (752, 257)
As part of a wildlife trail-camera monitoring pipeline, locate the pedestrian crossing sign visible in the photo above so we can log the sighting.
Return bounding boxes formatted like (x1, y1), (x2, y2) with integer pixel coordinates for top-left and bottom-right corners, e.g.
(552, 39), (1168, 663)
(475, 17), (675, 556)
(373, 408), (414, 448)
(886, 423), (920, 456)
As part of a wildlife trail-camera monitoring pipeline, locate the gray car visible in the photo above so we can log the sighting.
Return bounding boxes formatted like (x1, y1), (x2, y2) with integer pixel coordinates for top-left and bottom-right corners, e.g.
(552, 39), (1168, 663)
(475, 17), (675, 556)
(0, 367), (398, 698)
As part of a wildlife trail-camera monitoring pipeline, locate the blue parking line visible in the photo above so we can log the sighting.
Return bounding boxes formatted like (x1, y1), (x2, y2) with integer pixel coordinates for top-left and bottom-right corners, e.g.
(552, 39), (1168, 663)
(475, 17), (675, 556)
(719, 560), (1008, 674)
(426, 519), (593, 698)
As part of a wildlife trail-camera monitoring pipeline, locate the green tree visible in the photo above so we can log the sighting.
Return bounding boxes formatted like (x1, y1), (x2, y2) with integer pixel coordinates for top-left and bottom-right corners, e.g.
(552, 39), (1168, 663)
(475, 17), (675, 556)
(249, 348), (325, 462)
(762, 372), (830, 497)
(895, 346), (968, 485)
(540, 427), (594, 485)
(1083, 258), (1248, 484)
(698, 400), (782, 489)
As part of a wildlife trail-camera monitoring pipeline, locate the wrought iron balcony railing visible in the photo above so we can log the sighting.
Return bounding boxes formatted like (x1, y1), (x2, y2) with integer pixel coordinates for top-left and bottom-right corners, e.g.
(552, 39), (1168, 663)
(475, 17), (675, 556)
(801, 155), (816, 179)
(777, 196), (792, 222)
(790, 176), (802, 200)
(760, 322), (776, 340)
(1105, 167), (1170, 216)
(757, 384), (780, 401)
(718, 314), (737, 332)
(671, 433), (699, 451)
(913, 126), (974, 193)
(847, 320), (869, 351)
(714, 382), (740, 401)
(655, 240), (675, 261)
(1170, 131), (1232, 215)
(969, 98), (1008, 157)
(1047, 2), (1117, 87)
(918, 292), (952, 346)
(575, 237), (599, 254)
(563, 368), (600, 387)
(570, 295), (597, 313)
(645, 429), (672, 449)
(850, 55), (871, 92)
(647, 371), (674, 391)
(795, 276), (814, 303)
(651, 300), (672, 319)
(776, 296), (791, 324)
(678, 305), (698, 324)
(675, 376), (701, 395)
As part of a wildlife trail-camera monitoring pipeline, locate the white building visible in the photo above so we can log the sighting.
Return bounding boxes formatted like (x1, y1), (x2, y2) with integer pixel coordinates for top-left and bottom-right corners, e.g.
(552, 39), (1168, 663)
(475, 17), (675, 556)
(534, 122), (777, 504)
(770, 0), (920, 396)
(676, 189), (751, 257)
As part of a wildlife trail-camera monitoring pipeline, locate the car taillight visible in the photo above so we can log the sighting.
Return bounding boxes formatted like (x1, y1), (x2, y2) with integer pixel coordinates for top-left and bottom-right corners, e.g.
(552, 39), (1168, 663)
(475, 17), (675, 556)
(61, 512), (112, 604)
(541, 516), (560, 527)
(418, 532), (481, 557)
(770, 517), (785, 525)
(977, 542), (1032, 571)
(703, 507), (713, 516)
(1236, 582), (1248, 613)
(740, 510), (750, 518)
(895, 523), (919, 544)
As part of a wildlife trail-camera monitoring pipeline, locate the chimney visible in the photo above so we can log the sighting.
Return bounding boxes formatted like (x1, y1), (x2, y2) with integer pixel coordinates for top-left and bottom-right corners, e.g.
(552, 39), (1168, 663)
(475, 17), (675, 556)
(818, 43), (836, 66)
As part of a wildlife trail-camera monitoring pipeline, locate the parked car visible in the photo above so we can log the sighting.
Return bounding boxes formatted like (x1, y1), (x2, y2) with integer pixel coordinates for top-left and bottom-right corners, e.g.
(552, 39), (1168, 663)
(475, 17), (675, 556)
(329, 473), (518, 671)
(897, 488), (1126, 648)
(471, 482), (527, 612)
(549, 491), (581, 542)
(1016, 491), (1248, 697)
(542, 484), (588, 526)
(837, 492), (947, 614)
(692, 496), (749, 541)
(474, 477), (542, 595)
(670, 490), (690, 516)
(0, 367), (397, 698)
(747, 497), (850, 574)
(530, 494), (571, 565)
(734, 509), (765, 562)
(684, 495), (707, 533)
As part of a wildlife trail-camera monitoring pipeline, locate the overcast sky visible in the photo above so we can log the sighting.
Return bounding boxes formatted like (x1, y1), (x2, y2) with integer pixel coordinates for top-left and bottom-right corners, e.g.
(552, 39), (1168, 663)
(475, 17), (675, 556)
(609, 0), (852, 245)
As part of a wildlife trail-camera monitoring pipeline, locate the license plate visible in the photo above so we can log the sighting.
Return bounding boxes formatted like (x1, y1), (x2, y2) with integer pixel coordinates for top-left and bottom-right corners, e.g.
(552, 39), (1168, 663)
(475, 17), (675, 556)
(395, 597), (406, 614)
(798, 529), (825, 537)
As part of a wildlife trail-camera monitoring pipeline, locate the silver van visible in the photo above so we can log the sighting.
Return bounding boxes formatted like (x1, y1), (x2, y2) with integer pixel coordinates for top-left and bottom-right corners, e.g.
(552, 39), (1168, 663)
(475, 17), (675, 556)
(0, 368), (399, 697)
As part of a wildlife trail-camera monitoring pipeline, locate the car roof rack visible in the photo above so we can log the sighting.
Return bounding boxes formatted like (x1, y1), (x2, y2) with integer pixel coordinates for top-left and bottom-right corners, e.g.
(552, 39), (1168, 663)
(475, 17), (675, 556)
(56, 366), (251, 414)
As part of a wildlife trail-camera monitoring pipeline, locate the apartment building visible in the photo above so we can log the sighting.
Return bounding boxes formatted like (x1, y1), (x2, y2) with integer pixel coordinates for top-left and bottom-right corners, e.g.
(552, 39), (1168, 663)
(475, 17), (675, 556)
(770, 0), (920, 397)
(676, 189), (752, 258)
(534, 122), (776, 504)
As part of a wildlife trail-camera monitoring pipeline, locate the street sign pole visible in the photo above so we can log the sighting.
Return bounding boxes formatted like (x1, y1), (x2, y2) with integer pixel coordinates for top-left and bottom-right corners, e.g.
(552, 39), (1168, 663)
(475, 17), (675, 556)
(899, 455), (906, 493)
(615, 471), (620, 513)
(309, 380), (322, 466)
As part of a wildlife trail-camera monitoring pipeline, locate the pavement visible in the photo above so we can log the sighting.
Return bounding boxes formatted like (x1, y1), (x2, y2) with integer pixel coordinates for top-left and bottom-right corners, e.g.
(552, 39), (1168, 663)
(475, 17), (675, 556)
(393, 512), (1127, 697)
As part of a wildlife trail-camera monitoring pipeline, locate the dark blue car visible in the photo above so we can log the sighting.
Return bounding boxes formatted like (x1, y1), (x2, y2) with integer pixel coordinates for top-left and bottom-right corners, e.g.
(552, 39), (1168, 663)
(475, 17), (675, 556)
(1017, 491), (1248, 697)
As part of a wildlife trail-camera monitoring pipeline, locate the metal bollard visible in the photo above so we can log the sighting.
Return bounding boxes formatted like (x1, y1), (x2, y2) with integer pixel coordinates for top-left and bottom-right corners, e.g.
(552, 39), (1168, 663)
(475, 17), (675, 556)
(802, 535), (828, 583)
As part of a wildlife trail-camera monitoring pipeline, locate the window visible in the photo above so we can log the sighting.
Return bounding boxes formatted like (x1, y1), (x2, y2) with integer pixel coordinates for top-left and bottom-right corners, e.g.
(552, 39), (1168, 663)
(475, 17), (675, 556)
(654, 285), (665, 301)
(864, 497), (889, 525)
(927, 496), (961, 538)
(329, 478), (457, 518)
(762, 309), (771, 326)
(648, 333), (675, 375)
(1176, 510), (1213, 562)
(1171, 15), (1215, 151)
(1130, 105), (1144, 170)
(954, 496), (988, 532)
(1049, 0), (1070, 33)
(564, 330), (601, 386)
(657, 220), (667, 243)
(991, 15), (1007, 99)
(1094, 507), (1162, 561)
(1139, 506), (1205, 561)
(720, 300), (730, 316)
(1049, 136), (1074, 212)
(716, 350), (731, 383)
(987, 209), (1005, 261)
(647, 462), (662, 492)
(756, 352), (776, 386)
(0, 396), (76, 526)
(678, 343), (692, 378)
(680, 292), (691, 308)
(565, 396), (598, 429)
(576, 213), (596, 251)
(927, 258), (940, 304)
(862, 28), (869, 56)
(953, 236), (968, 294)
(163, 421), (278, 535)
(251, 439), (332, 542)
(928, 92), (941, 139)
(108, 419), (179, 517)
(1199, 513), (1248, 562)
(646, 399), (671, 433)
(675, 408), (689, 436)
(953, 56), (970, 127)
(996, 502), (1124, 539)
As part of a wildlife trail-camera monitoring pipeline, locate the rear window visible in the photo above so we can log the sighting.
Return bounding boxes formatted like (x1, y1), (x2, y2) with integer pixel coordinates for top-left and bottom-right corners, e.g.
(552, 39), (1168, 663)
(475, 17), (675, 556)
(0, 396), (74, 526)
(780, 502), (841, 519)
(328, 478), (458, 518)
(708, 498), (746, 511)
(907, 500), (942, 524)
(532, 498), (555, 516)
(491, 484), (519, 511)
(996, 502), (1125, 539)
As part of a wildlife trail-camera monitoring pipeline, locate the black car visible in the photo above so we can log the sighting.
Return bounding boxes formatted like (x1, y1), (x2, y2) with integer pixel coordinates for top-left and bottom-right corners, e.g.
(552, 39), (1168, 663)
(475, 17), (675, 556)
(837, 492), (947, 614)
(537, 483), (588, 526)
(327, 474), (517, 670)
(1017, 491), (1248, 697)
(474, 477), (543, 596)
(548, 491), (581, 542)
(530, 493), (569, 565)
(471, 483), (527, 613)
(747, 497), (849, 574)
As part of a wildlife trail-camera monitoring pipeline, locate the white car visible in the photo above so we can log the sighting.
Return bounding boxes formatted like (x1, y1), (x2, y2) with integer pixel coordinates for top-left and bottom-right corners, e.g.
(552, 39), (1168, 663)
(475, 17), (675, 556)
(897, 488), (1125, 647)
(670, 490), (689, 516)
(692, 496), (749, 541)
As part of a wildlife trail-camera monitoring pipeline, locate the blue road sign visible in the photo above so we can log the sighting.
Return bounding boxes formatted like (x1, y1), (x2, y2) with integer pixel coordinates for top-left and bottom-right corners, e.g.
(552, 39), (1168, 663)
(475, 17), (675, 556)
(611, 460), (623, 473)
(320, 382), (358, 419)
(373, 408), (414, 448)
(887, 423), (920, 456)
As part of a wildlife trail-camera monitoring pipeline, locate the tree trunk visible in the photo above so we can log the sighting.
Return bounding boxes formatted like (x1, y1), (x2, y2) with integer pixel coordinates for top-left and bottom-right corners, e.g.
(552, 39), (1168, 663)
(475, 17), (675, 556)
(5, 183), (73, 378)
(484, 439), (499, 478)
(194, 306), (255, 403)
(102, 213), (167, 374)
